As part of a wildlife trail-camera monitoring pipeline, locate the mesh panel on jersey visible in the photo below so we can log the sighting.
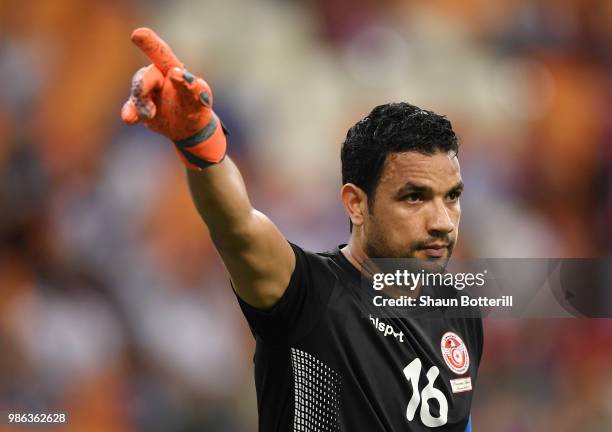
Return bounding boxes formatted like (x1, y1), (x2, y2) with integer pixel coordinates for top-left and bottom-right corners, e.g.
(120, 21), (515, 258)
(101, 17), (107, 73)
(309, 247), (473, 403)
(291, 348), (342, 432)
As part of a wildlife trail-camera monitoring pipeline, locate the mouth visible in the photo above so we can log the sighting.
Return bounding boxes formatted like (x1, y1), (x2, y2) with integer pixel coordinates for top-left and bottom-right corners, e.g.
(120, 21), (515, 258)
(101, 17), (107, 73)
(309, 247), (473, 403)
(417, 244), (449, 258)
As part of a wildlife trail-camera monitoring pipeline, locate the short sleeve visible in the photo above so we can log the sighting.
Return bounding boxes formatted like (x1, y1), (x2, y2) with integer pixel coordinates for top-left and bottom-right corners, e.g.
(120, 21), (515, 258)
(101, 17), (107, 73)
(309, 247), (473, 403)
(233, 241), (335, 344)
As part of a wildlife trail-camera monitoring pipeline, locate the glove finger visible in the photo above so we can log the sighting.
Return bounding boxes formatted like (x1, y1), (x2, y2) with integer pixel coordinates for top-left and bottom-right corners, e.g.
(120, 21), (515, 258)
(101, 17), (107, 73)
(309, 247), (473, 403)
(131, 27), (183, 75)
(168, 67), (200, 102)
(133, 94), (157, 120)
(194, 77), (213, 107)
(131, 64), (164, 98)
(121, 95), (157, 123)
(168, 68), (214, 108)
(120, 99), (139, 125)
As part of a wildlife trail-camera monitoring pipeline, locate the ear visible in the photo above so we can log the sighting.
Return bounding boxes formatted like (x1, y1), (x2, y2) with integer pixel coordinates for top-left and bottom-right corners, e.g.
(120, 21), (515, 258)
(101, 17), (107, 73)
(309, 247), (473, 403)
(341, 183), (368, 228)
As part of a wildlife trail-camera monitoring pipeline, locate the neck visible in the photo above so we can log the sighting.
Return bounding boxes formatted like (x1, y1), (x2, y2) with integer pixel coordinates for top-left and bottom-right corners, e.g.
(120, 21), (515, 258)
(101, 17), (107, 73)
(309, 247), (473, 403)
(341, 235), (421, 299)
(341, 236), (373, 277)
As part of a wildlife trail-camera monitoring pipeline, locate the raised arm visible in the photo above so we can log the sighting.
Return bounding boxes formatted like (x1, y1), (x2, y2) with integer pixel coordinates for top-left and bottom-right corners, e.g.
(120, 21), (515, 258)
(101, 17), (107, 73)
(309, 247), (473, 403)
(120, 28), (294, 309)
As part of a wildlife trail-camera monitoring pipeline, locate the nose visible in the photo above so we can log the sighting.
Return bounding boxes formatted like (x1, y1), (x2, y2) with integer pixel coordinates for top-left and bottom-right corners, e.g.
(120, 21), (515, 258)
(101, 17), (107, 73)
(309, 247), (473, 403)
(427, 200), (455, 236)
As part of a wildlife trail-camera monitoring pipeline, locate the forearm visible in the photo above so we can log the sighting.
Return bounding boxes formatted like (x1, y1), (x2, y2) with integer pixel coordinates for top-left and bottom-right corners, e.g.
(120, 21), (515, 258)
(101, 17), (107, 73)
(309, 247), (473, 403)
(187, 156), (294, 308)
(186, 156), (256, 247)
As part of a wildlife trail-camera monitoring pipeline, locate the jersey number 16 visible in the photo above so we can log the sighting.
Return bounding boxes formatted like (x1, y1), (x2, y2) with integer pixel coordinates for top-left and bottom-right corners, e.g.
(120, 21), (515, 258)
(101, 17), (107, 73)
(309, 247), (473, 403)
(403, 358), (448, 427)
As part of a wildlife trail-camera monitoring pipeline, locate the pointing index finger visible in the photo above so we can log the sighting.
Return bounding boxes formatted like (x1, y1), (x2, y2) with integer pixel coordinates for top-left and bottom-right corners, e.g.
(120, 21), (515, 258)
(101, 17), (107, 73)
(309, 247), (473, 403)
(131, 27), (183, 75)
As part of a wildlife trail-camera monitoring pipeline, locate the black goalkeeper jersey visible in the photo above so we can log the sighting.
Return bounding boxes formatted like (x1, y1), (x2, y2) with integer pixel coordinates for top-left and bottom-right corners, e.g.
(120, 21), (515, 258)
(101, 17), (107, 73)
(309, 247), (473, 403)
(235, 242), (483, 432)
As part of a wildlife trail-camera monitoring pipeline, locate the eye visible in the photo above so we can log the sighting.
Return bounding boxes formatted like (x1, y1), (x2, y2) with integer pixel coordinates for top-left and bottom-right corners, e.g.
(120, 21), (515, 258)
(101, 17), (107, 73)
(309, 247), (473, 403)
(447, 190), (462, 202)
(403, 192), (423, 203)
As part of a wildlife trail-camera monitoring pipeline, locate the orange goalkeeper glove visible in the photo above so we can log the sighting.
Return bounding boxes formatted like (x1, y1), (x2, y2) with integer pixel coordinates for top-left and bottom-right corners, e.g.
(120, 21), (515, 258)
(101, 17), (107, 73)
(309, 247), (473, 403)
(120, 27), (227, 170)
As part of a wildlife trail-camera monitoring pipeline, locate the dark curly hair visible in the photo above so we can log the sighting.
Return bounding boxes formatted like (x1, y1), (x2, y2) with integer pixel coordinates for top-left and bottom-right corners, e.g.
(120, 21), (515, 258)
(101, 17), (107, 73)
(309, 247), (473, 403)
(341, 102), (459, 230)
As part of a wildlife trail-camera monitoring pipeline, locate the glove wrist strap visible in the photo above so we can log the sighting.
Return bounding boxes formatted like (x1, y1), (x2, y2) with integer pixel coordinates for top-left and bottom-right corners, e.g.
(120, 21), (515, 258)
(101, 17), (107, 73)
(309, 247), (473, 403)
(173, 114), (228, 170)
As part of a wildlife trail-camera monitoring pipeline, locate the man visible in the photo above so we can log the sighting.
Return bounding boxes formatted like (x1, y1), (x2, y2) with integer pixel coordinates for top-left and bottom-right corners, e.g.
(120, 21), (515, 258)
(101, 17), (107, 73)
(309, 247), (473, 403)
(121, 28), (482, 431)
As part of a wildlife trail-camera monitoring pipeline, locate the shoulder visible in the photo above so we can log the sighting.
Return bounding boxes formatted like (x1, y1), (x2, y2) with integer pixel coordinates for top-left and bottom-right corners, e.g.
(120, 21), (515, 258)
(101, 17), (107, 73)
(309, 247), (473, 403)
(288, 241), (345, 281)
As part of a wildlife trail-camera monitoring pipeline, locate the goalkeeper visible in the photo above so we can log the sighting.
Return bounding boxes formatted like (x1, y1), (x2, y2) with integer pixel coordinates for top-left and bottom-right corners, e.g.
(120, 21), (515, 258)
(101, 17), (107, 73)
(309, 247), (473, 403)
(121, 28), (482, 432)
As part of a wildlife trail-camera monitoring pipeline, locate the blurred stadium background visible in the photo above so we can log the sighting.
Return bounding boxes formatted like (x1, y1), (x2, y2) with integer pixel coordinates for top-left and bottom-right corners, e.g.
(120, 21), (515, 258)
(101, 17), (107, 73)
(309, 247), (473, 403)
(0, 0), (611, 430)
